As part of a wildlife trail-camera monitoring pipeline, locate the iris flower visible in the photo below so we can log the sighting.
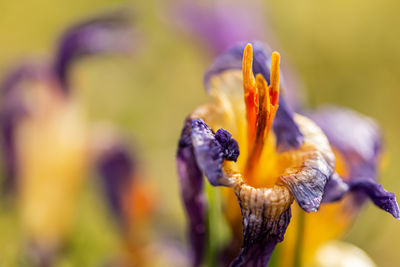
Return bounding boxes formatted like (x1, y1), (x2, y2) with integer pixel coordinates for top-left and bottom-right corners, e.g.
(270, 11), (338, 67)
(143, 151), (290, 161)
(0, 12), (131, 264)
(176, 42), (399, 267)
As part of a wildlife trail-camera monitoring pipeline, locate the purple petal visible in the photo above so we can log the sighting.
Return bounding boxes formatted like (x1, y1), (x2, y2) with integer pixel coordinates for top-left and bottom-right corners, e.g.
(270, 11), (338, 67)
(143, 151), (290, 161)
(176, 1), (267, 55)
(231, 206), (292, 267)
(323, 175), (400, 220)
(322, 173), (350, 203)
(53, 11), (132, 90)
(308, 106), (382, 178)
(204, 41), (304, 150)
(191, 119), (240, 186)
(95, 137), (136, 224)
(0, 65), (42, 191)
(307, 106), (399, 217)
(204, 41), (272, 90)
(177, 118), (206, 267)
(215, 128), (239, 162)
(349, 178), (400, 219)
(273, 97), (304, 152)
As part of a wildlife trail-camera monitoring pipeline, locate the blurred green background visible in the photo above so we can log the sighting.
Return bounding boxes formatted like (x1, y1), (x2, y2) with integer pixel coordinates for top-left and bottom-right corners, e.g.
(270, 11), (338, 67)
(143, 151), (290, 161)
(0, 0), (398, 266)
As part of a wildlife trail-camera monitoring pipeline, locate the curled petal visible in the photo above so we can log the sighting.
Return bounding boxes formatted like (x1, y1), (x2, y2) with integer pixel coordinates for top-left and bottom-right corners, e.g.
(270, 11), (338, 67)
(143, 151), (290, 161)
(54, 10), (132, 90)
(348, 179), (400, 219)
(177, 118), (207, 267)
(323, 176), (400, 219)
(191, 119), (239, 186)
(232, 181), (293, 266)
(215, 128), (239, 162)
(280, 115), (335, 212)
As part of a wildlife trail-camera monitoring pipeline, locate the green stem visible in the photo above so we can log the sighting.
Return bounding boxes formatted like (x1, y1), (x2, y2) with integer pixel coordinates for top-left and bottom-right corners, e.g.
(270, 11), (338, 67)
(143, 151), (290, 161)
(204, 183), (230, 267)
(293, 210), (305, 267)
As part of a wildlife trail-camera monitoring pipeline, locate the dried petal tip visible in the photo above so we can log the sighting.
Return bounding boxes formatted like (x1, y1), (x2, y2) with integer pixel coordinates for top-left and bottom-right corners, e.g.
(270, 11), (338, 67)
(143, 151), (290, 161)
(191, 119), (239, 186)
(215, 129), (239, 162)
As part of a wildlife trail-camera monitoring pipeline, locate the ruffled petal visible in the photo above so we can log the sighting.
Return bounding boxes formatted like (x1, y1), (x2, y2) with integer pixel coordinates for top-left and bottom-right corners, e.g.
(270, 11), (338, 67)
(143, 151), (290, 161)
(54, 11), (132, 89)
(177, 118), (206, 267)
(279, 115), (335, 212)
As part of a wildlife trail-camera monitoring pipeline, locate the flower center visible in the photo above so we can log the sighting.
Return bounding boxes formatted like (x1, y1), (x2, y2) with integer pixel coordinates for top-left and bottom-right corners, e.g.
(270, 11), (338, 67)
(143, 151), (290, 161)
(242, 43), (280, 185)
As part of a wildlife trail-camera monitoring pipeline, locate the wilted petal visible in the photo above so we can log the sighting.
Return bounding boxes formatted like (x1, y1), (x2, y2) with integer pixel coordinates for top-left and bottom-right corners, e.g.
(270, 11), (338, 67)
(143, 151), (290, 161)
(54, 10), (132, 89)
(191, 119), (239, 186)
(279, 115), (335, 212)
(177, 118), (207, 267)
(232, 182), (293, 266)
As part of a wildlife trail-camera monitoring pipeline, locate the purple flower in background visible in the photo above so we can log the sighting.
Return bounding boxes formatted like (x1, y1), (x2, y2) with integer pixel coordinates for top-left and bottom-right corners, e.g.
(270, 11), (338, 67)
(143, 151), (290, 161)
(0, 11), (132, 266)
(0, 11), (131, 193)
(175, 0), (267, 55)
(177, 42), (336, 267)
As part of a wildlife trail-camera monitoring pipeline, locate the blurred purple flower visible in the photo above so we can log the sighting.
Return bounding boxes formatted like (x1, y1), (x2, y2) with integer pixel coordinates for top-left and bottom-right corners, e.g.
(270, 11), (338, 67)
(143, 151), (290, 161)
(0, 11), (132, 193)
(175, 0), (267, 55)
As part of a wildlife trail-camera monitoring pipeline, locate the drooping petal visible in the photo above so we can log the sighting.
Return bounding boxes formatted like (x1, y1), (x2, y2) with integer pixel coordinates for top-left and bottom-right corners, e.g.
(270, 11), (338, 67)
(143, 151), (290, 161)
(53, 10), (132, 90)
(177, 118), (207, 267)
(322, 176), (399, 219)
(349, 178), (400, 219)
